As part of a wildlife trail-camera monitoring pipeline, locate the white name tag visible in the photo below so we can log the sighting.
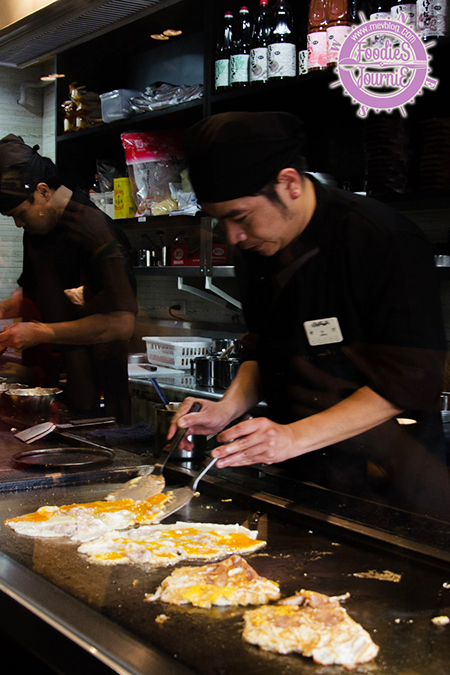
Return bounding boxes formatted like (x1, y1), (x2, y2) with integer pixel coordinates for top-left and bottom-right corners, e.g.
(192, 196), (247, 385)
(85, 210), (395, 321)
(303, 317), (343, 346)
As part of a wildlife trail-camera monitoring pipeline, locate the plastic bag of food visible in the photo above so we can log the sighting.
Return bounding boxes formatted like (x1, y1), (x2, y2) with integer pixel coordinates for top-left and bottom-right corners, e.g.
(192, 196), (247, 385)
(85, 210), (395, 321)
(121, 131), (185, 216)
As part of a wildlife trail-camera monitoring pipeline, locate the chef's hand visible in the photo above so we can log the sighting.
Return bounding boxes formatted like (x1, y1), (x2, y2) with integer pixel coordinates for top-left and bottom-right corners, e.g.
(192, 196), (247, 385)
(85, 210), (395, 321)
(167, 396), (234, 452)
(0, 321), (52, 351)
(212, 416), (298, 468)
(0, 289), (23, 320)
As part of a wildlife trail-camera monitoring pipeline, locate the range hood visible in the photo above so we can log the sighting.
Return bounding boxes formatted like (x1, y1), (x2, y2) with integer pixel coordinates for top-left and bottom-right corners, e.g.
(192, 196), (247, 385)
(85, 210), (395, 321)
(0, 0), (180, 68)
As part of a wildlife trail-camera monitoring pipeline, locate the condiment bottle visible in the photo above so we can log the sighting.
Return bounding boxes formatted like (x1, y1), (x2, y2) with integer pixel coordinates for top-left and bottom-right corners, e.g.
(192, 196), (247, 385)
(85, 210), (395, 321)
(416, 0), (447, 40)
(215, 10), (234, 91)
(307, 0), (328, 71)
(268, 0), (297, 79)
(230, 6), (252, 87)
(297, 0), (310, 75)
(326, 0), (354, 66)
(368, 0), (391, 45)
(250, 0), (273, 84)
(390, 0), (417, 27)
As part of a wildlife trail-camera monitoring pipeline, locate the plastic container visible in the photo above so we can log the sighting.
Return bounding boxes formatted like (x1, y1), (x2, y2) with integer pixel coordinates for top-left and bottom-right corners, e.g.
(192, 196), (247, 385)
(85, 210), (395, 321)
(99, 89), (141, 123)
(143, 337), (212, 369)
(90, 191), (114, 218)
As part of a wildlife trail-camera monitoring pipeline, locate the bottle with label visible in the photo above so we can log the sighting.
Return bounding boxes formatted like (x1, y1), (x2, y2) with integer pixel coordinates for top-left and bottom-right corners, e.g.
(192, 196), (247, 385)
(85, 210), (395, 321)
(390, 0), (417, 27)
(416, 0), (447, 39)
(297, 1), (310, 75)
(268, 0), (297, 79)
(369, 0), (391, 45)
(230, 6), (252, 87)
(307, 0), (328, 71)
(215, 10), (234, 91)
(326, 0), (354, 66)
(250, 0), (273, 84)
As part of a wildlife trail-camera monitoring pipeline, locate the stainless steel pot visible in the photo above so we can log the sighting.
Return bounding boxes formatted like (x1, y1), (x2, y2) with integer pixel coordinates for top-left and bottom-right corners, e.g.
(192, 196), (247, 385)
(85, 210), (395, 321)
(153, 402), (205, 460)
(210, 339), (242, 359)
(192, 356), (240, 390)
(214, 357), (240, 389)
(191, 356), (216, 388)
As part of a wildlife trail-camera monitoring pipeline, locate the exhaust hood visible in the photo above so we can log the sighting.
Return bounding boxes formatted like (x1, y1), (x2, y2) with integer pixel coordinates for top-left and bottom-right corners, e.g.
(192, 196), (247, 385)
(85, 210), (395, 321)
(0, 0), (179, 68)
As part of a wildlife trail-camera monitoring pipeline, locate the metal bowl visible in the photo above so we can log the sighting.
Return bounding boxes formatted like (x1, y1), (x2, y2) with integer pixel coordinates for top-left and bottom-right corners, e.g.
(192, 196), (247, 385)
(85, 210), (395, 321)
(5, 387), (62, 414)
(0, 382), (27, 391)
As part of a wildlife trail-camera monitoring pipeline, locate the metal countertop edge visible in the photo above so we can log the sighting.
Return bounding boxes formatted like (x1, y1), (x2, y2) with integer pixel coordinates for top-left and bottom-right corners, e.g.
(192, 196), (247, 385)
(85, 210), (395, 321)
(0, 552), (196, 675)
(166, 462), (450, 567)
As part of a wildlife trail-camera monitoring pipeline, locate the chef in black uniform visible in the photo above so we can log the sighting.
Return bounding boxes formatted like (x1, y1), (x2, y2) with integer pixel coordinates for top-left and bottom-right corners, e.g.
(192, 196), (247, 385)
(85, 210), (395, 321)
(169, 111), (450, 515)
(0, 134), (138, 422)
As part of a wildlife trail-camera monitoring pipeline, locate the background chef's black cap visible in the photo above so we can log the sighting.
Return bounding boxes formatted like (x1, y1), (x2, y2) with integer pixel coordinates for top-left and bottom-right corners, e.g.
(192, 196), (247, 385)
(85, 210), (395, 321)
(185, 111), (305, 203)
(0, 134), (48, 212)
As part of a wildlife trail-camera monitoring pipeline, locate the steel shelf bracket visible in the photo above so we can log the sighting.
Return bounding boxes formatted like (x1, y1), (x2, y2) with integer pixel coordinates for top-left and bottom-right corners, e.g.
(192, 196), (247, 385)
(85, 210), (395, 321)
(177, 216), (242, 309)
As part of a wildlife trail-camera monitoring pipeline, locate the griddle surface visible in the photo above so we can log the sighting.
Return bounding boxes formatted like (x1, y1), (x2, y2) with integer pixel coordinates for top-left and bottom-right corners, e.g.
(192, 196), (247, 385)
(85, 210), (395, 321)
(0, 481), (449, 675)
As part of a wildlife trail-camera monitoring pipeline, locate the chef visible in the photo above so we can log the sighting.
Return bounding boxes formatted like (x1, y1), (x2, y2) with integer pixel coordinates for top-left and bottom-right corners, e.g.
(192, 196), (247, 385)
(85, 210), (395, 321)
(0, 134), (138, 422)
(169, 111), (450, 514)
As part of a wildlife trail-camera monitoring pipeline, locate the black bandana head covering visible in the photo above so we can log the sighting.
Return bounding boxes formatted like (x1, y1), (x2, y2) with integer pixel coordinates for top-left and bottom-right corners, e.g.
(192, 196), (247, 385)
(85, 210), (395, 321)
(0, 134), (44, 212)
(184, 111), (305, 203)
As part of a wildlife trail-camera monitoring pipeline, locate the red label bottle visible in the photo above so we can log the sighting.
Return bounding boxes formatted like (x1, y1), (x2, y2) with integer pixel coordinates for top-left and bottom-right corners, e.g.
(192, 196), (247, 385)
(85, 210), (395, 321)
(308, 0), (328, 70)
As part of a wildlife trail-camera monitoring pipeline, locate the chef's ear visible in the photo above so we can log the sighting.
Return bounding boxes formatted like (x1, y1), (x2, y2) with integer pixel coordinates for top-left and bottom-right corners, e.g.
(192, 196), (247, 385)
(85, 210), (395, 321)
(35, 182), (52, 201)
(276, 168), (302, 199)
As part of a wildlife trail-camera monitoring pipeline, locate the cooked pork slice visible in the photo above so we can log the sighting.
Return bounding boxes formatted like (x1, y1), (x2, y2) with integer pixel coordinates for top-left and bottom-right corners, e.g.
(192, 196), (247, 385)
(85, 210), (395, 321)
(145, 554), (280, 608)
(243, 589), (379, 670)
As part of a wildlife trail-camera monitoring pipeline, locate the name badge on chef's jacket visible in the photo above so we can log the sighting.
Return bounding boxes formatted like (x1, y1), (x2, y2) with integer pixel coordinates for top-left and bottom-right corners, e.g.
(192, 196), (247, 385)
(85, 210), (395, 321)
(303, 317), (343, 346)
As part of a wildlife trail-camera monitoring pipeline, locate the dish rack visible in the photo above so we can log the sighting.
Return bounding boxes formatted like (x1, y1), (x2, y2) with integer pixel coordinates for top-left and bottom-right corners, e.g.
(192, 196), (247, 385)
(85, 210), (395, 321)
(143, 337), (212, 369)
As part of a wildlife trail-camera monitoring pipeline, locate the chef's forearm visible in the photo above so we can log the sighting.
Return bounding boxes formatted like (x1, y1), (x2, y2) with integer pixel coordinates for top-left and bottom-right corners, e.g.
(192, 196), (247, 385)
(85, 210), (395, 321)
(290, 385), (404, 456)
(41, 311), (135, 345)
(219, 360), (263, 421)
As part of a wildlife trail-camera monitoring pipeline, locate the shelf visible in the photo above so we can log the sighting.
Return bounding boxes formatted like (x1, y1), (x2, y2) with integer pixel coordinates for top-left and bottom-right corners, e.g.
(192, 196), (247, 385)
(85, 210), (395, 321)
(56, 99), (204, 143)
(133, 265), (235, 278)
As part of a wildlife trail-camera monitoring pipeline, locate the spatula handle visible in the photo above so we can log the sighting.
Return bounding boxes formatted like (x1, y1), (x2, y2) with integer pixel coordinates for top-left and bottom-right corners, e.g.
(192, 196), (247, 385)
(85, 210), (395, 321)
(154, 400), (202, 474)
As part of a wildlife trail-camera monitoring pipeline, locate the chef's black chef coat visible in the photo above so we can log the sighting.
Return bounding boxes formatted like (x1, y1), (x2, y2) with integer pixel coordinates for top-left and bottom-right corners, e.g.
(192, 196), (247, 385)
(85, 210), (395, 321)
(234, 176), (449, 514)
(18, 186), (138, 422)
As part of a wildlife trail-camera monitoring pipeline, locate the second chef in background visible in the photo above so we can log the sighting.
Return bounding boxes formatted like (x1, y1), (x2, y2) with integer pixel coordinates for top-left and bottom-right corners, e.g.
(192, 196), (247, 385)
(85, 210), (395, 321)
(0, 134), (138, 422)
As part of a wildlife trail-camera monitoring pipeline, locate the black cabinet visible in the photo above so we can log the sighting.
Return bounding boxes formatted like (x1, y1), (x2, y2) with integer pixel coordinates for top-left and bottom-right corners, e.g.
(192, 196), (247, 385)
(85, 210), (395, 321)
(55, 0), (450, 214)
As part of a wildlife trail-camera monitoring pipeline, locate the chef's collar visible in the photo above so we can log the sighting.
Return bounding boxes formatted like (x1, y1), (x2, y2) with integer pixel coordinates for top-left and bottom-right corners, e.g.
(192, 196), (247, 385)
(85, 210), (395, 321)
(185, 111), (305, 203)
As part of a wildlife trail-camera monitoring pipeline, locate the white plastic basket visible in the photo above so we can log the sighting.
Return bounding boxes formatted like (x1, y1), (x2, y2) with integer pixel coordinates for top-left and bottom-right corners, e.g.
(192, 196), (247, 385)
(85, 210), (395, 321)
(143, 337), (212, 369)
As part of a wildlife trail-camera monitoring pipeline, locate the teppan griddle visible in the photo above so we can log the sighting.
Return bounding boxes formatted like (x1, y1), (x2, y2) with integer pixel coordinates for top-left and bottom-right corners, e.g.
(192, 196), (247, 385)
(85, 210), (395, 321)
(0, 463), (449, 675)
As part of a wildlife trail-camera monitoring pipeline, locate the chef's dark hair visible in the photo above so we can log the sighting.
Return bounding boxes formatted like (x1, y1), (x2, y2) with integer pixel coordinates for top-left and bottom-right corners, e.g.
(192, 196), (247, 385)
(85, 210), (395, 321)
(185, 111), (306, 204)
(23, 154), (62, 196)
(252, 154), (308, 206)
(0, 134), (61, 212)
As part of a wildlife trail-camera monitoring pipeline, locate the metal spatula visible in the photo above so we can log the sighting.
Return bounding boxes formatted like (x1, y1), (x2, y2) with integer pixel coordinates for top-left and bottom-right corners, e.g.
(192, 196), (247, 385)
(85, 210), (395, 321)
(106, 401), (202, 502)
(158, 413), (253, 520)
(155, 455), (218, 519)
(14, 417), (116, 444)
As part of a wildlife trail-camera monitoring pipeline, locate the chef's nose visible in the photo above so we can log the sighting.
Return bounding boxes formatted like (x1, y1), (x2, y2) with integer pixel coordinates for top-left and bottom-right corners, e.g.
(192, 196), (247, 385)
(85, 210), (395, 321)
(224, 221), (247, 245)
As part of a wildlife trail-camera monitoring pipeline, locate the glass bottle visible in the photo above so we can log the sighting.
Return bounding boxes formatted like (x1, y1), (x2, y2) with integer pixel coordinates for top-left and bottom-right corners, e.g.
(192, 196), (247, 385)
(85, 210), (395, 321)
(250, 0), (272, 84)
(307, 0), (328, 71)
(390, 0), (417, 27)
(326, 0), (354, 66)
(268, 0), (297, 79)
(215, 10), (234, 91)
(298, 0), (310, 75)
(230, 6), (252, 87)
(369, 0), (391, 45)
(416, 0), (447, 40)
